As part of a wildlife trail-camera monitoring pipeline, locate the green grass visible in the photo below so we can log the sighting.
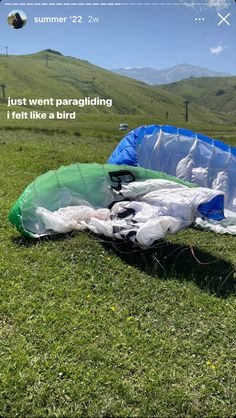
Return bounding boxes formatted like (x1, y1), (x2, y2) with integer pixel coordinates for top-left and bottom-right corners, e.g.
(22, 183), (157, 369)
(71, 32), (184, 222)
(0, 125), (236, 417)
(0, 112), (235, 143)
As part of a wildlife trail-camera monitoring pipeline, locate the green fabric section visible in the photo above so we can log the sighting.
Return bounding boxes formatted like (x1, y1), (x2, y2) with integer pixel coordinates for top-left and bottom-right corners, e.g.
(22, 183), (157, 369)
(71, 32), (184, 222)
(9, 163), (196, 238)
(8, 184), (35, 238)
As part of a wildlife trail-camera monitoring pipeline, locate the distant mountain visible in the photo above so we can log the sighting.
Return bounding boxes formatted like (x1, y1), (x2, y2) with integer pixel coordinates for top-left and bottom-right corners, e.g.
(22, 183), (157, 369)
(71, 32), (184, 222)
(112, 64), (231, 85)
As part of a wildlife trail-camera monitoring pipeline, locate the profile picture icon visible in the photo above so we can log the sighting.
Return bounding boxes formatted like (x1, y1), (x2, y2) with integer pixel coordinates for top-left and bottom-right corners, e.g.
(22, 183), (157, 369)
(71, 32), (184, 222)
(7, 10), (27, 29)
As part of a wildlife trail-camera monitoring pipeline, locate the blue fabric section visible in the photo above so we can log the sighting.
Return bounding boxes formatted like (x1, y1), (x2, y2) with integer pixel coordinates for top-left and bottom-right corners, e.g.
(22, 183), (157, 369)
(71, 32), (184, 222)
(108, 147), (137, 166)
(108, 125), (162, 165)
(136, 126), (148, 146)
(161, 125), (178, 135)
(213, 140), (229, 152)
(107, 124), (236, 166)
(179, 128), (196, 138)
(145, 125), (161, 136)
(196, 133), (212, 145)
(107, 126), (143, 165)
(231, 147), (236, 157)
(197, 195), (225, 221)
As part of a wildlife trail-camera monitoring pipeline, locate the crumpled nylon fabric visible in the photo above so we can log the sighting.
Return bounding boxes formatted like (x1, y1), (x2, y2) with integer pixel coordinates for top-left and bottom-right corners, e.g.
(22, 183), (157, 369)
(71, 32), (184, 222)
(36, 179), (224, 247)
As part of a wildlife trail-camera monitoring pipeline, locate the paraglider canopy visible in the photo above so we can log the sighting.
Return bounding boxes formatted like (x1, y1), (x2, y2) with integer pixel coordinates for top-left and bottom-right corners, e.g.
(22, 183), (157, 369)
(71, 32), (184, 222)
(9, 163), (224, 246)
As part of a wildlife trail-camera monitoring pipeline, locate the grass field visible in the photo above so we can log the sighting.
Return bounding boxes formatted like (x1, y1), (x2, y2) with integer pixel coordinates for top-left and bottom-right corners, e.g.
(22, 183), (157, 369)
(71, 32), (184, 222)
(0, 121), (236, 417)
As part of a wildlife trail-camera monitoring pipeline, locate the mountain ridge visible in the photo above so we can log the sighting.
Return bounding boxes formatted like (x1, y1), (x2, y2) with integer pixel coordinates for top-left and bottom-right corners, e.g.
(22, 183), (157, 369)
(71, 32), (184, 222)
(112, 64), (231, 85)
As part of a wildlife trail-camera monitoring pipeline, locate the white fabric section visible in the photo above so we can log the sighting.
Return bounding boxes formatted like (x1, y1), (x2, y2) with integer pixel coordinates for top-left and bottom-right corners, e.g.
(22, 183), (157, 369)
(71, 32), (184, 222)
(120, 179), (186, 199)
(195, 210), (236, 235)
(137, 130), (236, 212)
(35, 180), (224, 247)
(212, 171), (229, 201)
(36, 206), (110, 234)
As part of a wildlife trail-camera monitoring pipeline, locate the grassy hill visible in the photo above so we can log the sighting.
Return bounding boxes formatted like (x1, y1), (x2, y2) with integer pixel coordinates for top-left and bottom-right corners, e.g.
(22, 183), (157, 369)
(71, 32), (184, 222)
(0, 51), (234, 126)
(160, 76), (236, 117)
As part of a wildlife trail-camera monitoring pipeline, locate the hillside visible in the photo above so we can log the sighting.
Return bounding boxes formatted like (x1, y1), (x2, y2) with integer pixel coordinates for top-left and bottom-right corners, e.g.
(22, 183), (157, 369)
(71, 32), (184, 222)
(0, 51), (233, 125)
(160, 77), (236, 116)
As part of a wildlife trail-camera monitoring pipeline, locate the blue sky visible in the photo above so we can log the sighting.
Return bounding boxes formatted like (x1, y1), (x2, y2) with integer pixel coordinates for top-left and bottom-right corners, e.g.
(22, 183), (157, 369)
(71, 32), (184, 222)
(0, 0), (235, 74)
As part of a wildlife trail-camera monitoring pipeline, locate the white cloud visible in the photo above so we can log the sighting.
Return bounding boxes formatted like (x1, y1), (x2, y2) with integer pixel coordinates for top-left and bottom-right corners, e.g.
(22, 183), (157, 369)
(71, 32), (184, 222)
(179, 0), (229, 12)
(179, 1), (197, 9)
(210, 45), (224, 55)
(181, 1), (196, 8)
(207, 0), (229, 11)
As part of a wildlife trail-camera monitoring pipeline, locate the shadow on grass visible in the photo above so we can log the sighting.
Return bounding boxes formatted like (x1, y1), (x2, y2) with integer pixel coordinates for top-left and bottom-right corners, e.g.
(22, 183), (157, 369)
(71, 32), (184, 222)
(12, 232), (236, 298)
(101, 239), (236, 299)
(11, 232), (74, 247)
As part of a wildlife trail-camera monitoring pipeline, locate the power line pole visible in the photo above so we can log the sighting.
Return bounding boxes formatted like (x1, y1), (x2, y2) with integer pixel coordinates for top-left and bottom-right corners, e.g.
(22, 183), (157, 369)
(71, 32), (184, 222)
(91, 76), (96, 90)
(184, 100), (190, 122)
(5, 46), (8, 57)
(1, 83), (7, 98)
(45, 55), (52, 68)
